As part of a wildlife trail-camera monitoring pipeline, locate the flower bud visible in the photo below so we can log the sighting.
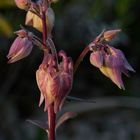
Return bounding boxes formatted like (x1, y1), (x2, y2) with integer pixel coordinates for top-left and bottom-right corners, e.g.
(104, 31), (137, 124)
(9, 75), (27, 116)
(25, 7), (55, 34)
(15, 0), (31, 10)
(103, 29), (121, 41)
(36, 51), (73, 113)
(7, 29), (33, 63)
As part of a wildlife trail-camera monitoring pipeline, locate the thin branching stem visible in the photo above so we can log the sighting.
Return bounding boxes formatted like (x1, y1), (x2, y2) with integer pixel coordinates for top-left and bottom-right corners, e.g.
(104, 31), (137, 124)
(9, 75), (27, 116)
(74, 45), (90, 74)
(42, 11), (48, 49)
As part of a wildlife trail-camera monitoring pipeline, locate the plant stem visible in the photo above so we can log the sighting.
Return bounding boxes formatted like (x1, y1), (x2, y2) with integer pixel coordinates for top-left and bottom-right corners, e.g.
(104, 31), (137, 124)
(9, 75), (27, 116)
(42, 10), (56, 140)
(42, 10), (48, 49)
(74, 45), (90, 74)
(48, 104), (56, 140)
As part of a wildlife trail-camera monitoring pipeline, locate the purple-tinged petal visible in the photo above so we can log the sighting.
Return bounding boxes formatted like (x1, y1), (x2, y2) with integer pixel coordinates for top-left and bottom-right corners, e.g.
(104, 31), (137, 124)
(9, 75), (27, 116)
(108, 46), (135, 72)
(105, 55), (125, 89)
(122, 55), (135, 72)
(7, 37), (22, 58)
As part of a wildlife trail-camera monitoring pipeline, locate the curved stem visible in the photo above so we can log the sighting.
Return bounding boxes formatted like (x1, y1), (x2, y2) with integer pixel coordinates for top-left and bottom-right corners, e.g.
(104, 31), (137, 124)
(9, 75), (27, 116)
(74, 46), (90, 74)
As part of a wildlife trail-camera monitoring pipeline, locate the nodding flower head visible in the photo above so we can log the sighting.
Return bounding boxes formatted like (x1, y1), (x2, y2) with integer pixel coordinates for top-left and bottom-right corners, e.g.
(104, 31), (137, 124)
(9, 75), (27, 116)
(36, 51), (73, 113)
(7, 29), (33, 63)
(90, 44), (135, 89)
(15, 0), (31, 10)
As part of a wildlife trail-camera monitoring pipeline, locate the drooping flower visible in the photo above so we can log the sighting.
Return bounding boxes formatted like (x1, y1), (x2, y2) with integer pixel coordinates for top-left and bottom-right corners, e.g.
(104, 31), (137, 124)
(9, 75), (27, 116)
(25, 7), (55, 34)
(90, 45), (135, 89)
(7, 29), (33, 63)
(15, 0), (31, 10)
(36, 51), (73, 113)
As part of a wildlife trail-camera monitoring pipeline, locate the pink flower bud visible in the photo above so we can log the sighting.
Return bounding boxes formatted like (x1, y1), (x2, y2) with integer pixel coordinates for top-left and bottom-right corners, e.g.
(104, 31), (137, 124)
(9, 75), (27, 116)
(7, 31), (33, 63)
(103, 29), (121, 41)
(15, 0), (31, 10)
(25, 7), (55, 33)
(36, 51), (73, 113)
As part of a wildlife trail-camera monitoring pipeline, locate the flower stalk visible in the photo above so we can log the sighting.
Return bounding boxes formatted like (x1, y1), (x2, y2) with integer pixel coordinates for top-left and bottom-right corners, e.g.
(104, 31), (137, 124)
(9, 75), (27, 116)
(48, 104), (56, 140)
(42, 9), (48, 49)
(41, 5), (56, 140)
(74, 45), (90, 73)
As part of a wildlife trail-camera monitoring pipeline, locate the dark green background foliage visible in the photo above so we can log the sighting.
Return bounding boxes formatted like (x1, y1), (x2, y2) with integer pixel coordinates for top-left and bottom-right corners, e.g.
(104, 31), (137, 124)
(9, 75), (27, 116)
(0, 0), (140, 140)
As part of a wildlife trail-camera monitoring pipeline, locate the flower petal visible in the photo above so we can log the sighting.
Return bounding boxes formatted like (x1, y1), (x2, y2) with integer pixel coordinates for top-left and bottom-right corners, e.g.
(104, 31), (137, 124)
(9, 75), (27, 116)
(7, 37), (33, 63)
(104, 55), (125, 89)
(90, 51), (103, 68)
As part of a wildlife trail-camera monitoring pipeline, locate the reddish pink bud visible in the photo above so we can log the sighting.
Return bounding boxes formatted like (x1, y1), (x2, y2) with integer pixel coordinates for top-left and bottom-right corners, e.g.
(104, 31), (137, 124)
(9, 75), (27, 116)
(15, 0), (31, 10)
(7, 30), (33, 63)
(103, 29), (121, 41)
(36, 51), (73, 113)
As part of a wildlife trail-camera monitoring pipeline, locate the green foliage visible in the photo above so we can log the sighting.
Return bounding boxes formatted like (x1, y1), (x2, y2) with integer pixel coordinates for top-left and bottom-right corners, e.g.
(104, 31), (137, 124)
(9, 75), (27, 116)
(0, 0), (15, 8)
(115, 0), (133, 17)
(0, 15), (13, 37)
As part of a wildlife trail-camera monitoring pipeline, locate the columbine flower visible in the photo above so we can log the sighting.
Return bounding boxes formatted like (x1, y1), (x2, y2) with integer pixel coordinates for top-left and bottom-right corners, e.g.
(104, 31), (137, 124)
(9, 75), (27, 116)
(25, 7), (55, 34)
(7, 29), (33, 63)
(15, 0), (31, 10)
(90, 45), (135, 89)
(36, 51), (73, 113)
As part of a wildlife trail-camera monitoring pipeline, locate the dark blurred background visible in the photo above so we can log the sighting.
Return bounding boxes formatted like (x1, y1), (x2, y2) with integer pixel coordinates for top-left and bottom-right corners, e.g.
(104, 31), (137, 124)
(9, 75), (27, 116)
(0, 0), (140, 140)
